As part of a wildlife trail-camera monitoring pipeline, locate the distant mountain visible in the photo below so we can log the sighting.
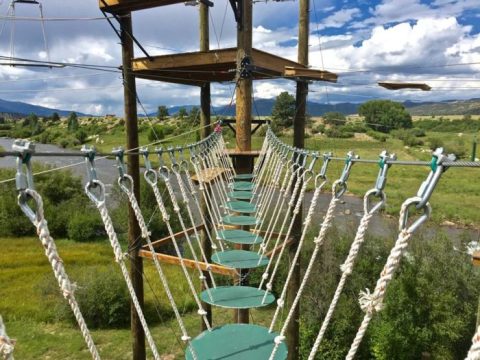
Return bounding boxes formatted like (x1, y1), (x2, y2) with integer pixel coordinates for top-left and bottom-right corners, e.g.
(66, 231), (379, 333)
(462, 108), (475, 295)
(0, 98), (89, 117)
(405, 98), (480, 116)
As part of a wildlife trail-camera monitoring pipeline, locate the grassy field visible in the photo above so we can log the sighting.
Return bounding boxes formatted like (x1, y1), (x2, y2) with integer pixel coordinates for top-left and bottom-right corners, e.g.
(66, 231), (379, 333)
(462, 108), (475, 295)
(0, 236), (274, 359)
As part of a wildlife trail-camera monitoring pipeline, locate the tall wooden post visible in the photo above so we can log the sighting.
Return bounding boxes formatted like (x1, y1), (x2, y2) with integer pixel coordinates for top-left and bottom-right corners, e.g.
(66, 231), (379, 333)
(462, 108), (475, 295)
(120, 13), (146, 360)
(287, 0), (309, 357)
(234, 0), (253, 324)
(199, 0), (213, 331)
(235, 0), (253, 174)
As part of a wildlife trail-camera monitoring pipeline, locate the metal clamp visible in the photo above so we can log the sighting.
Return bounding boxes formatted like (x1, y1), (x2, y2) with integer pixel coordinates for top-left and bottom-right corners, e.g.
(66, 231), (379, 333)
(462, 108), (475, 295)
(112, 147), (127, 179)
(374, 150), (397, 195)
(339, 151), (359, 184)
(416, 147), (456, 209)
(81, 145), (105, 204)
(318, 152), (332, 180)
(12, 139), (35, 192)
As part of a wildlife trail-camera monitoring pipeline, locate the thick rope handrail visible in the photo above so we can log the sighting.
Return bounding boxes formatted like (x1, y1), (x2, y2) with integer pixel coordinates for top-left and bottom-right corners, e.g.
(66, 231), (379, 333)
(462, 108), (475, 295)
(19, 189), (101, 360)
(307, 188), (383, 357)
(118, 175), (198, 360)
(269, 181), (342, 360)
(342, 196), (430, 360)
(24, 193), (99, 356)
(86, 182), (161, 360)
(0, 316), (15, 360)
(269, 177), (328, 332)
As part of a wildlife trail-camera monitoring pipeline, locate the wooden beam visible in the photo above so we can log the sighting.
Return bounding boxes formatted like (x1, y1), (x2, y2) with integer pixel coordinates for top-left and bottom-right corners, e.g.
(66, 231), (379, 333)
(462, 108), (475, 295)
(144, 224), (205, 249)
(253, 48), (303, 74)
(266, 238), (295, 258)
(138, 249), (237, 277)
(284, 66), (338, 83)
(100, 0), (185, 14)
(378, 82), (431, 91)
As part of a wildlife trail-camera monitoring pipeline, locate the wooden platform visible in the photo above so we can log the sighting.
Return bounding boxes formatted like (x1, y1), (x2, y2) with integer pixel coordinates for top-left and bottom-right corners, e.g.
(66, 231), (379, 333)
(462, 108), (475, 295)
(132, 48), (338, 86)
(99, 0), (185, 13)
(378, 82), (431, 91)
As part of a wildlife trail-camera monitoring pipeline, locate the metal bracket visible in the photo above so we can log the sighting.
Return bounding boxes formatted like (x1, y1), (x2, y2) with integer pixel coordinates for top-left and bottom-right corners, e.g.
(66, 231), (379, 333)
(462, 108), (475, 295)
(229, 0), (243, 29)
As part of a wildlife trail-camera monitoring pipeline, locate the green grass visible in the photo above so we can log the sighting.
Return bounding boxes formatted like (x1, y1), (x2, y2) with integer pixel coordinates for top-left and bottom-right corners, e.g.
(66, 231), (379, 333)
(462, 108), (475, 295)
(0, 236), (275, 359)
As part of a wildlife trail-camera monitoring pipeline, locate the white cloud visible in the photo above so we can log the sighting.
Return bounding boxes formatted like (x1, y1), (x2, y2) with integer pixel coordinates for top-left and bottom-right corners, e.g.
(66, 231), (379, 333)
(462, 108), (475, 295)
(319, 8), (361, 30)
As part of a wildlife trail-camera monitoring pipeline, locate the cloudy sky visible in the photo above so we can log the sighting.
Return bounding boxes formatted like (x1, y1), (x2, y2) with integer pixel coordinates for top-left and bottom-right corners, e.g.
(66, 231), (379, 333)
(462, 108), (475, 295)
(0, 0), (479, 115)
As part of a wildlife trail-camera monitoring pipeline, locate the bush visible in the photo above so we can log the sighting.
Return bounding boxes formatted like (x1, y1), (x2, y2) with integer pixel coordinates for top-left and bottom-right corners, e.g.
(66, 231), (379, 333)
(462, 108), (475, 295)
(147, 126), (165, 142)
(323, 112), (346, 126)
(67, 212), (105, 242)
(312, 124), (325, 134)
(43, 267), (131, 328)
(428, 137), (444, 150)
(402, 135), (424, 147)
(367, 130), (387, 142)
(324, 127), (354, 138)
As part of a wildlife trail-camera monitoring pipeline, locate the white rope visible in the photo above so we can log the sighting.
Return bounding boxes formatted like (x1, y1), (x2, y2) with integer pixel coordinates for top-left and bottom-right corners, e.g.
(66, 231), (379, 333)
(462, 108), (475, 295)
(0, 316), (15, 360)
(20, 189), (100, 360)
(307, 189), (380, 357)
(89, 184), (161, 360)
(261, 170), (313, 303)
(343, 196), (426, 360)
(119, 176), (198, 360)
(269, 182), (342, 360)
(466, 325), (480, 359)
(269, 178), (327, 332)
(148, 178), (212, 330)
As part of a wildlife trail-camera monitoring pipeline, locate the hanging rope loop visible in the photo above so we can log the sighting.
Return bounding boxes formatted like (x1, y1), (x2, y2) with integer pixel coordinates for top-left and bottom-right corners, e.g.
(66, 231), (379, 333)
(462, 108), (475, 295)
(0, 315), (15, 360)
(399, 197), (431, 233)
(365, 188), (386, 214)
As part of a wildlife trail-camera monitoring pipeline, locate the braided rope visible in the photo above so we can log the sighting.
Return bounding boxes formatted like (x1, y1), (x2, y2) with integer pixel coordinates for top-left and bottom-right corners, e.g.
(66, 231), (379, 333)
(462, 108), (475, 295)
(120, 178), (197, 360)
(466, 325), (480, 359)
(269, 182), (341, 360)
(343, 196), (424, 360)
(21, 189), (100, 360)
(149, 180), (212, 330)
(307, 189), (379, 358)
(0, 316), (15, 360)
(269, 179), (327, 332)
(94, 199), (161, 360)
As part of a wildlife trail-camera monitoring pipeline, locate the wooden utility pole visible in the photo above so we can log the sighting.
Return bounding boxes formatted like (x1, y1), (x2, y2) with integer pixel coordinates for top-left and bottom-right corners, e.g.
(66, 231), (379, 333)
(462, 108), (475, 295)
(120, 13), (146, 360)
(199, 0), (213, 331)
(234, 0), (253, 325)
(287, 0), (309, 357)
(235, 0), (253, 174)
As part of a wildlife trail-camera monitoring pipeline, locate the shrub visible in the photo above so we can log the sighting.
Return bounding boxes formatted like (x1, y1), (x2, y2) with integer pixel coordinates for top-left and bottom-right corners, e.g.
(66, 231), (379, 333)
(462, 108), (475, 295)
(428, 137), (444, 150)
(67, 212), (105, 242)
(402, 135), (424, 147)
(312, 124), (325, 134)
(367, 130), (387, 142)
(148, 126), (165, 142)
(324, 127), (354, 138)
(43, 267), (131, 328)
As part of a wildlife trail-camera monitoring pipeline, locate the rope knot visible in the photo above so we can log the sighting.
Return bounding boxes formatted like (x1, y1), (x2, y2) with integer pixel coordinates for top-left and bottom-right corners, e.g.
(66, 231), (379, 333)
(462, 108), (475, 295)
(277, 298), (284, 308)
(181, 335), (191, 342)
(274, 335), (285, 344)
(340, 262), (353, 275)
(358, 288), (383, 314)
(266, 283), (272, 291)
(262, 272), (269, 280)
(0, 336), (15, 358)
(197, 309), (208, 316)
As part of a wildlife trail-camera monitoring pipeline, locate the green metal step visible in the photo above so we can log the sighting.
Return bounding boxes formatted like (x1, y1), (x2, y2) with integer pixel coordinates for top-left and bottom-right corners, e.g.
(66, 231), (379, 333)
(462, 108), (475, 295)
(212, 250), (269, 269)
(216, 229), (263, 245)
(232, 181), (254, 191)
(227, 191), (253, 200)
(225, 200), (256, 214)
(199, 286), (275, 309)
(222, 215), (258, 226)
(234, 173), (254, 181)
(185, 324), (288, 360)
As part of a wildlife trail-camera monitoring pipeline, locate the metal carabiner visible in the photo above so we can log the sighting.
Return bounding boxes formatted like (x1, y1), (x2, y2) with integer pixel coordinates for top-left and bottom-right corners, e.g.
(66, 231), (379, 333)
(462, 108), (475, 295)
(416, 147), (456, 209)
(400, 197), (432, 233)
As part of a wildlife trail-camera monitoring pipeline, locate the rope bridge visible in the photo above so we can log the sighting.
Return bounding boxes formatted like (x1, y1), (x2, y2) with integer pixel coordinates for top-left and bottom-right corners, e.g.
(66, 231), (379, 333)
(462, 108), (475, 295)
(3, 125), (480, 360)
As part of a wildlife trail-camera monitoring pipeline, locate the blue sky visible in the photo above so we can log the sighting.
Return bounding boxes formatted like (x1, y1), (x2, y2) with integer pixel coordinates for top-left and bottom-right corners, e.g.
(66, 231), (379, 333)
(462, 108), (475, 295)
(0, 0), (479, 115)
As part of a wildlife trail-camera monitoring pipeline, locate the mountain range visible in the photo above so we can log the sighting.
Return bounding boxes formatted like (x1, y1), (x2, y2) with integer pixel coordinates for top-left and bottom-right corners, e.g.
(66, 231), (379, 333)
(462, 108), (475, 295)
(2, 96), (480, 119)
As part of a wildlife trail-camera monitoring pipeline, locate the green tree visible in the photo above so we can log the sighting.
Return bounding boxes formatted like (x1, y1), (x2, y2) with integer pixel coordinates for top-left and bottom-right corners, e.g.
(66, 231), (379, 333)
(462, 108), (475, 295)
(323, 111), (346, 126)
(75, 129), (88, 144)
(177, 107), (188, 120)
(189, 106), (200, 125)
(271, 91), (295, 128)
(67, 112), (79, 132)
(157, 105), (169, 121)
(359, 100), (412, 133)
(23, 113), (38, 128)
(51, 112), (60, 123)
